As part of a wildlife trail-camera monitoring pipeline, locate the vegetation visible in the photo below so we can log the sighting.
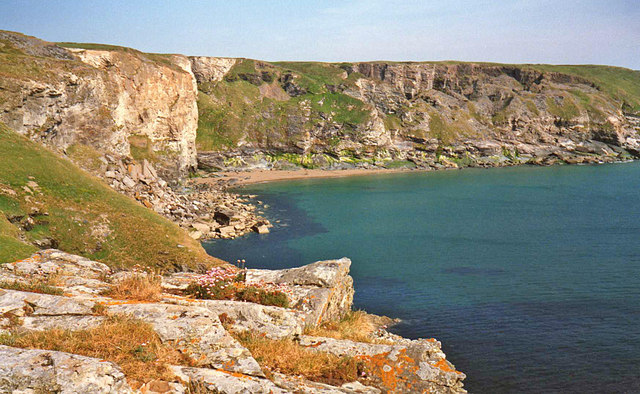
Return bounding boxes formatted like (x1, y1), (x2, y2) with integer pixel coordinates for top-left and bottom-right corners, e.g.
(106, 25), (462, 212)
(184, 267), (290, 308)
(196, 59), (370, 152)
(0, 124), (219, 270)
(233, 331), (362, 386)
(0, 314), (191, 383)
(0, 279), (63, 296)
(102, 268), (163, 301)
(305, 311), (381, 343)
(525, 64), (640, 113)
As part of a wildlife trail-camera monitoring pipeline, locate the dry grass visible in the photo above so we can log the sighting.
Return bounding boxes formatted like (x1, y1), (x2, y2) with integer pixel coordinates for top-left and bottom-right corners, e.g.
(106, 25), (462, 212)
(234, 331), (362, 386)
(102, 271), (163, 301)
(0, 274), (64, 296)
(0, 314), (191, 383)
(305, 311), (382, 343)
(0, 280), (63, 296)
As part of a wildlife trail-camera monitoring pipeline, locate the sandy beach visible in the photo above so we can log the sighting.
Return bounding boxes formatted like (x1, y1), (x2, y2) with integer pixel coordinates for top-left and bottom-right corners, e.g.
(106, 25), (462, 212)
(195, 168), (417, 186)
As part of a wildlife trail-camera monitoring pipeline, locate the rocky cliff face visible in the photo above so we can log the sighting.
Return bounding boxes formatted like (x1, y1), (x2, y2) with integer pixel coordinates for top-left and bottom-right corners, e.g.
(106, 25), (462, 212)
(0, 31), (198, 179)
(193, 58), (640, 171)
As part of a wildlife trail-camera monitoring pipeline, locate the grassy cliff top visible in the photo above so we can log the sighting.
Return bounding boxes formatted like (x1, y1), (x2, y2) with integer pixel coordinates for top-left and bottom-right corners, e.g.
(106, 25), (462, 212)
(0, 124), (221, 271)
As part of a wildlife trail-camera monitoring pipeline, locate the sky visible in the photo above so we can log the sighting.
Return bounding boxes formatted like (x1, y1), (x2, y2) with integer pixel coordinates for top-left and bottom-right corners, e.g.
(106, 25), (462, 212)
(1, 0), (639, 69)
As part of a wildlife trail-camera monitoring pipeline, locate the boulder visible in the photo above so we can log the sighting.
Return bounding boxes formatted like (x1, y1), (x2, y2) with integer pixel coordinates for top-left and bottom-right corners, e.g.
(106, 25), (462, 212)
(0, 345), (132, 393)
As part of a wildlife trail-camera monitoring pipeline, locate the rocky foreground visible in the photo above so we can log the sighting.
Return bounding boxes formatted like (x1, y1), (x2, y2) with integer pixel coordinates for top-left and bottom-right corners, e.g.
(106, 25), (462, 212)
(0, 250), (466, 393)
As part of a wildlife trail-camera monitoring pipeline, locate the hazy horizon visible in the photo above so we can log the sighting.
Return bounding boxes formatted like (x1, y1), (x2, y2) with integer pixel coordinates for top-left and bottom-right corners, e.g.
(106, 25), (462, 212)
(1, 0), (638, 70)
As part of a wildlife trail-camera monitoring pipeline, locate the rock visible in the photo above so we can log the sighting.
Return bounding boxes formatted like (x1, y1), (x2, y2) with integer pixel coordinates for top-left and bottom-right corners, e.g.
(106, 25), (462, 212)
(2, 249), (111, 280)
(255, 224), (270, 234)
(200, 300), (306, 340)
(0, 289), (96, 317)
(0, 345), (132, 393)
(214, 210), (233, 225)
(122, 176), (136, 188)
(272, 372), (381, 393)
(107, 303), (264, 377)
(171, 365), (286, 394)
(299, 336), (466, 393)
(218, 225), (236, 238)
(189, 230), (203, 240)
(192, 222), (211, 233)
(246, 258), (354, 324)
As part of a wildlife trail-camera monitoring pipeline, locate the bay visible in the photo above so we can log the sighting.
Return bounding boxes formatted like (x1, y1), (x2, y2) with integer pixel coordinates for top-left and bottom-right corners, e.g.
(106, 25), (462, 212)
(204, 163), (640, 393)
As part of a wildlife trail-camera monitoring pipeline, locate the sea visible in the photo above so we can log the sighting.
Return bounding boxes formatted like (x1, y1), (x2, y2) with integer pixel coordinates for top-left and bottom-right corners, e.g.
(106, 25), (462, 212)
(203, 162), (640, 393)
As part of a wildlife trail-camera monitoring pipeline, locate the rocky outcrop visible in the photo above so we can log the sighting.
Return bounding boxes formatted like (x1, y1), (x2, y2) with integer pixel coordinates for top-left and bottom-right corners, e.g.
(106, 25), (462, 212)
(300, 336), (465, 393)
(0, 250), (465, 393)
(0, 31), (197, 180)
(193, 58), (640, 172)
(0, 346), (131, 393)
(190, 57), (237, 84)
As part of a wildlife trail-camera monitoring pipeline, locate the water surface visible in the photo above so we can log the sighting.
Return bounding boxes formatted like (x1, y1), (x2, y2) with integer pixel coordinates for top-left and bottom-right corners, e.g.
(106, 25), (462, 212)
(204, 163), (640, 393)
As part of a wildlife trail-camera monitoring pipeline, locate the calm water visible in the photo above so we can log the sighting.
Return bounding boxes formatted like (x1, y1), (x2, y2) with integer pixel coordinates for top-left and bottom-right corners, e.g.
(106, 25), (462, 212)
(204, 163), (640, 393)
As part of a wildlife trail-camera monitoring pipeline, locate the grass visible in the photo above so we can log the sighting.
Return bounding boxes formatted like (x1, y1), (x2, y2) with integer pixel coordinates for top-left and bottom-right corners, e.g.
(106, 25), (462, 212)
(0, 314), (191, 383)
(304, 311), (380, 344)
(0, 279), (63, 296)
(0, 124), (220, 270)
(525, 64), (640, 114)
(545, 95), (580, 120)
(233, 331), (362, 386)
(102, 270), (163, 301)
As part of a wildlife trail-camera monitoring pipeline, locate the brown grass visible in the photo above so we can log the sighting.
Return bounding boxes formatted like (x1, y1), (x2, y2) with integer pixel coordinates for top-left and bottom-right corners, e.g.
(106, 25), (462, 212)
(234, 332), (362, 386)
(0, 314), (191, 383)
(305, 311), (381, 343)
(102, 271), (163, 301)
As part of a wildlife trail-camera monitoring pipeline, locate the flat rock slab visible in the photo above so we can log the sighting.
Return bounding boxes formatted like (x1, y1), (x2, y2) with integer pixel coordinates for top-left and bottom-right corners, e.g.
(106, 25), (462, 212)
(199, 299), (306, 340)
(0, 289), (96, 317)
(4, 249), (111, 279)
(300, 336), (466, 393)
(108, 303), (263, 377)
(171, 366), (286, 394)
(0, 345), (131, 393)
(272, 372), (381, 393)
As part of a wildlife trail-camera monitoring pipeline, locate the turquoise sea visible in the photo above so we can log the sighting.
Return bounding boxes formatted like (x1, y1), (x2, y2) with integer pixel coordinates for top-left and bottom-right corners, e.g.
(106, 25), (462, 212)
(204, 162), (640, 393)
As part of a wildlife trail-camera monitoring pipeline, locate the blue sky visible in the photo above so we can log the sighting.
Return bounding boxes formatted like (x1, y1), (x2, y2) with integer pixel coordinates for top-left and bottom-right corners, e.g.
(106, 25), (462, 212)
(1, 0), (639, 69)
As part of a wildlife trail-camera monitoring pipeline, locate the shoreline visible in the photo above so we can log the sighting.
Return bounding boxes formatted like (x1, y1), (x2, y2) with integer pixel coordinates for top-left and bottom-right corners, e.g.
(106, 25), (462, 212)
(195, 167), (417, 186)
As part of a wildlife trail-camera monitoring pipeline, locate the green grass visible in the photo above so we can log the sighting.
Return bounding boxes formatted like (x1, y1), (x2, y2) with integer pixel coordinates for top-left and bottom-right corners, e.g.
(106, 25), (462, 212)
(545, 95), (580, 120)
(525, 64), (640, 114)
(0, 124), (219, 270)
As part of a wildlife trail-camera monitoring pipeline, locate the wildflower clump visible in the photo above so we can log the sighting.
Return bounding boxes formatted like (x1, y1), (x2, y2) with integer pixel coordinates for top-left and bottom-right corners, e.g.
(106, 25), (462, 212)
(184, 266), (291, 308)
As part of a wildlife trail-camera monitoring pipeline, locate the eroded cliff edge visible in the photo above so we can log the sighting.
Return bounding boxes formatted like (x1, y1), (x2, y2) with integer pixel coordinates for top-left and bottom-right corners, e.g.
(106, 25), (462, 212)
(194, 59), (640, 170)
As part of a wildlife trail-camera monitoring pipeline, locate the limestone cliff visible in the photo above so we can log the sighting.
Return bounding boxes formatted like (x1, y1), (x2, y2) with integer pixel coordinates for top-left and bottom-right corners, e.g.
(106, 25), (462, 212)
(193, 58), (640, 170)
(0, 31), (198, 179)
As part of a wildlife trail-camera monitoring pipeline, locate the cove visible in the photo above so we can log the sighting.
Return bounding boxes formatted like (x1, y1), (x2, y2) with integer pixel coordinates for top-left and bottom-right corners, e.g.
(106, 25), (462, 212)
(203, 163), (640, 393)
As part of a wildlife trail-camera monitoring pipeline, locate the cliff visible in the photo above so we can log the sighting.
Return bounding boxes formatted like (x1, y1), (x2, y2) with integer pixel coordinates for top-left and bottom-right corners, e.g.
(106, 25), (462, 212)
(0, 31), (198, 180)
(193, 59), (640, 170)
(0, 250), (466, 393)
